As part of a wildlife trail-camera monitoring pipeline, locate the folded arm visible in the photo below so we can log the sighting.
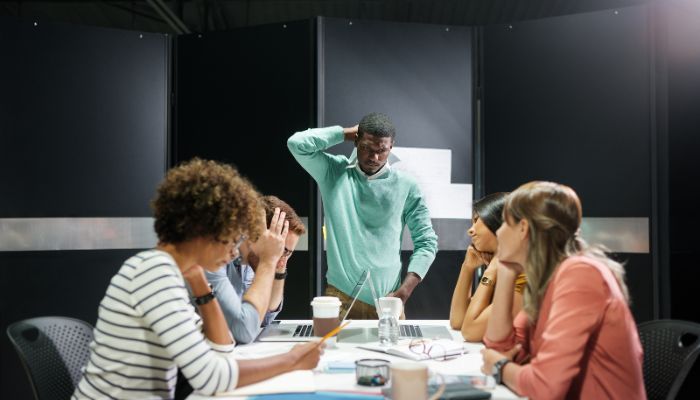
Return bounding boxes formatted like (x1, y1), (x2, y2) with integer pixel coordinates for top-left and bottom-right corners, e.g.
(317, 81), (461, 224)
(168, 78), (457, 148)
(206, 267), (262, 344)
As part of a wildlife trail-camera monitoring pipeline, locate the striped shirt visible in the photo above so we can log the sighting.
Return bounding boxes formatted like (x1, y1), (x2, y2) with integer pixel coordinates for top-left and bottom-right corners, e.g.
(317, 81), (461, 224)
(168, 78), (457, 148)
(73, 249), (238, 399)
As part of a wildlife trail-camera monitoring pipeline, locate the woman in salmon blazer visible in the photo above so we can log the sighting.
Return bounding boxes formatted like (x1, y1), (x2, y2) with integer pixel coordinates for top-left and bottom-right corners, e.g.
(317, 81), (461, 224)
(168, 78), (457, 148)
(481, 181), (645, 400)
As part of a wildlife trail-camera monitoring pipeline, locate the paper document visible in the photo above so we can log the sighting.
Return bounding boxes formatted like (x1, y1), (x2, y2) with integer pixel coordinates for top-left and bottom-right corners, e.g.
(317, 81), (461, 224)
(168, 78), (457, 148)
(359, 339), (465, 361)
(215, 370), (315, 397)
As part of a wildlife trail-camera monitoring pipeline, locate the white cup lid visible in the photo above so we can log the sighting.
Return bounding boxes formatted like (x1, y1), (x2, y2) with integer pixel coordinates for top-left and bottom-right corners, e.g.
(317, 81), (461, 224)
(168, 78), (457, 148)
(310, 296), (341, 307)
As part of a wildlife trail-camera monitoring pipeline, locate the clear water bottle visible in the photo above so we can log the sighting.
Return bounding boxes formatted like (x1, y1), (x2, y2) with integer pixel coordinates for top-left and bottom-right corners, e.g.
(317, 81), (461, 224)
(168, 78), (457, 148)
(378, 308), (399, 346)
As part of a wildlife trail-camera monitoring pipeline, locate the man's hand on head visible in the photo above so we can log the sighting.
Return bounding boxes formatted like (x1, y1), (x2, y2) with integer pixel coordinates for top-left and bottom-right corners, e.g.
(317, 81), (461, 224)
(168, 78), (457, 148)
(254, 207), (288, 270)
(343, 125), (359, 142)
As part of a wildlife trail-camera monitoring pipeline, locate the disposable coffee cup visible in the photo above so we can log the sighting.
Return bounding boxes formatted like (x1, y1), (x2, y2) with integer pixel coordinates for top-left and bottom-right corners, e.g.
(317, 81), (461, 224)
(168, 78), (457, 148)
(378, 297), (403, 319)
(310, 296), (341, 337)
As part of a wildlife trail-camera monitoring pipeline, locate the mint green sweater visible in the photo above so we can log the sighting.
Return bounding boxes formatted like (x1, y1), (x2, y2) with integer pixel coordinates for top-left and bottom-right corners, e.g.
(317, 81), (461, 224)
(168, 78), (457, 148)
(288, 126), (438, 304)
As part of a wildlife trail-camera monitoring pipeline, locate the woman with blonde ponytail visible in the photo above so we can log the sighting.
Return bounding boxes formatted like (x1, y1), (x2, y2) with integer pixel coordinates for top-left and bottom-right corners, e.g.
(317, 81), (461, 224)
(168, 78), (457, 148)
(480, 181), (645, 400)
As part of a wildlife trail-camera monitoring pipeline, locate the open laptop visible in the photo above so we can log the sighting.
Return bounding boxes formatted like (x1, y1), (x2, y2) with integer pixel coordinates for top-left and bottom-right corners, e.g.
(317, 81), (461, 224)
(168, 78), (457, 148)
(256, 270), (452, 342)
(336, 271), (453, 343)
(256, 270), (372, 342)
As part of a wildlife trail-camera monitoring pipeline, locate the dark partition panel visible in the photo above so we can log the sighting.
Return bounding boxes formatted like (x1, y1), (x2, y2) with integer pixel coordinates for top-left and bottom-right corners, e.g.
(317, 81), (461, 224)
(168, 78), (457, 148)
(666, 0), (700, 324)
(663, 3), (700, 395)
(482, 7), (654, 322)
(319, 17), (474, 318)
(0, 17), (169, 399)
(173, 20), (316, 318)
(0, 18), (168, 217)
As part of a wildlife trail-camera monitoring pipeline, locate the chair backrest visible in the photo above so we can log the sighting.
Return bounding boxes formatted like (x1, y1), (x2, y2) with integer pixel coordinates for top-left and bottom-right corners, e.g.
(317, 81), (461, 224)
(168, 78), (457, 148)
(638, 319), (700, 400)
(6, 316), (94, 400)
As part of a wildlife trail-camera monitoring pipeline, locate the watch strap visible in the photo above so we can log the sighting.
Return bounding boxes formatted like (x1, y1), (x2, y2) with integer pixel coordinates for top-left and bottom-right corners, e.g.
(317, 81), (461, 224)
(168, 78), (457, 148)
(193, 284), (216, 305)
(274, 270), (288, 280)
(493, 358), (510, 384)
(480, 276), (494, 287)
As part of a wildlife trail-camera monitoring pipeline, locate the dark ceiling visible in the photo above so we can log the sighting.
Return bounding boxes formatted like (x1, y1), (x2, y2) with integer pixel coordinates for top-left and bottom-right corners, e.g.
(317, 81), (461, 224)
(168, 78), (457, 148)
(0, 0), (656, 34)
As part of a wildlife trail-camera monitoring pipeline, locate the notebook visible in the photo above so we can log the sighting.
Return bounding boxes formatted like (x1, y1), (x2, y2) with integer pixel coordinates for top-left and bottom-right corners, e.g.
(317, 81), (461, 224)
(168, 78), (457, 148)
(382, 382), (492, 400)
(358, 339), (465, 361)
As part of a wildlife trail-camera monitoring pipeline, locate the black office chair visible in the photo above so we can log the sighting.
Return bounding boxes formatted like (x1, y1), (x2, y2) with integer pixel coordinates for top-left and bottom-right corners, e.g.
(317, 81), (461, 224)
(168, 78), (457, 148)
(638, 319), (700, 400)
(6, 316), (94, 400)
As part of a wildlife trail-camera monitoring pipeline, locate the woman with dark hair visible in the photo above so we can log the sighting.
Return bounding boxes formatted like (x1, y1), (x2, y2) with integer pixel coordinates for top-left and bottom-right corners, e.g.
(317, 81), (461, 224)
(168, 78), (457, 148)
(73, 159), (322, 399)
(449, 192), (526, 341)
(481, 181), (645, 399)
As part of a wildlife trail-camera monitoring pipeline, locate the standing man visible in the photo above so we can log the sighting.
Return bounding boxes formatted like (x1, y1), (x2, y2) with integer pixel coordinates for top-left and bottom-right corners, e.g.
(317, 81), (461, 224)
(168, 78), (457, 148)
(206, 195), (306, 343)
(288, 112), (438, 318)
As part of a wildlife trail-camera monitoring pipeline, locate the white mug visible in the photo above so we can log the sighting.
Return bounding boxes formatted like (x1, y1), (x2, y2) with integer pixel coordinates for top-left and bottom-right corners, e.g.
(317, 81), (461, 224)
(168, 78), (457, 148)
(391, 362), (444, 400)
(377, 296), (403, 319)
(391, 362), (428, 400)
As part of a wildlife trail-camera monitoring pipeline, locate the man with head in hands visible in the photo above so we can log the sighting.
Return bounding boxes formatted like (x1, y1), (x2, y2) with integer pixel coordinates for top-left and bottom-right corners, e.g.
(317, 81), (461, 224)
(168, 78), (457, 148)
(288, 113), (438, 318)
(206, 195), (306, 343)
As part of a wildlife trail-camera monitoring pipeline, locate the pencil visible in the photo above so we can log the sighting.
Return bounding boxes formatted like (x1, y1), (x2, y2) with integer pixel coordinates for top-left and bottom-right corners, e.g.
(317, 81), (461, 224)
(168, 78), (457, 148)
(318, 320), (351, 345)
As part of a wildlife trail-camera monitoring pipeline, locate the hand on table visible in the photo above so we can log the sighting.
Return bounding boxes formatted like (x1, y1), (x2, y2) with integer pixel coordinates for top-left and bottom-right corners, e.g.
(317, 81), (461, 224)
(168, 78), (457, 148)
(480, 344), (521, 375)
(289, 341), (325, 371)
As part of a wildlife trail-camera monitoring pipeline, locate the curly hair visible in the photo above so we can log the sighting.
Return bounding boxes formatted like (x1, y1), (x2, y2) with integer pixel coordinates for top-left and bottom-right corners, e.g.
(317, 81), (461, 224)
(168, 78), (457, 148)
(151, 158), (263, 244)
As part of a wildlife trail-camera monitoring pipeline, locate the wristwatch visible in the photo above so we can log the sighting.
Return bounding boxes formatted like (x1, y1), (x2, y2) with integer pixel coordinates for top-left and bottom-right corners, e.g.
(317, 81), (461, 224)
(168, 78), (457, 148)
(274, 270), (288, 280)
(193, 284), (216, 306)
(492, 357), (510, 385)
(480, 276), (494, 287)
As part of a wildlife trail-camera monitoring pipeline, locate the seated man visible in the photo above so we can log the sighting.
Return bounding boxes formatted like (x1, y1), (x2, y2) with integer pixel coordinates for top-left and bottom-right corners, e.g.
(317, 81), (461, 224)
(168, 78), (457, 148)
(206, 195), (306, 343)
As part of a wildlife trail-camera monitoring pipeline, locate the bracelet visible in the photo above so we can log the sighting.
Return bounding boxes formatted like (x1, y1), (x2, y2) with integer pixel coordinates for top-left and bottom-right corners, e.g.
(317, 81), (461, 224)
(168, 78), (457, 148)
(274, 270), (288, 280)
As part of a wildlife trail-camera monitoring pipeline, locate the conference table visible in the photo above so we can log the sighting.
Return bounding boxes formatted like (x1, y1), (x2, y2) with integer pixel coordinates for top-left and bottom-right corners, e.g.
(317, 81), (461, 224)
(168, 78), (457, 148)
(189, 320), (522, 399)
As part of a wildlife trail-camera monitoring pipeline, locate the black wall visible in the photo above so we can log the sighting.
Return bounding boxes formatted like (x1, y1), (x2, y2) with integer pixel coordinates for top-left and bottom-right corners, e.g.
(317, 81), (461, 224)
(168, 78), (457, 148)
(173, 20), (316, 317)
(0, 18), (169, 399)
(319, 17), (474, 318)
(482, 7), (655, 322)
(666, 0), (700, 324)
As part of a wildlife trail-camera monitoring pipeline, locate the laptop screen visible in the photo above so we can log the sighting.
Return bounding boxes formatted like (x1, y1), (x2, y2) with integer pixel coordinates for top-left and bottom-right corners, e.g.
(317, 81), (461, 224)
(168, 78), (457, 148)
(339, 270), (380, 322)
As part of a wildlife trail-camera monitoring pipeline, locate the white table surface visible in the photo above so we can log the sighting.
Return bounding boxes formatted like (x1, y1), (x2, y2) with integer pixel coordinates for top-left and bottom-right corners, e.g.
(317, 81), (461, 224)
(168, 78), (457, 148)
(188, 320), (522, 399)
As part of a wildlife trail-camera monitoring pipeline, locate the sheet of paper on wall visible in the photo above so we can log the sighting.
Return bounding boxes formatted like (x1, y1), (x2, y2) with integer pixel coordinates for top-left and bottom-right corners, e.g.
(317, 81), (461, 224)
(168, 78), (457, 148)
(421, 183), (472, 219)
(391, 147), (453, 184)
(390, 147), (472, 219)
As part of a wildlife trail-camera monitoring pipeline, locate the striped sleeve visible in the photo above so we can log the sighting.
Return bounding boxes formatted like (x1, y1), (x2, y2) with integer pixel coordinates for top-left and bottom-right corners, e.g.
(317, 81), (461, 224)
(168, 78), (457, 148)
(133, 264), (239, 395)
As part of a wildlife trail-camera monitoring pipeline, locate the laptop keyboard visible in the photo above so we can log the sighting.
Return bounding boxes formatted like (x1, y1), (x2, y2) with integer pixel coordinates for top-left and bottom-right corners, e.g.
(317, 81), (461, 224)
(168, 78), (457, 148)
(400, 325), (423, 338)
(293, 324), (313, 337)
(292, 324), (422, 338)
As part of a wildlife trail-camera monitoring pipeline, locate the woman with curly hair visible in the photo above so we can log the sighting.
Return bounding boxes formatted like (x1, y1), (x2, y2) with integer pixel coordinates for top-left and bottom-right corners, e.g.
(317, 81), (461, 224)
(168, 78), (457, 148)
(480, 181), (645, 400)
(449, 192), (526, 342)
(74, 159), (322, 399)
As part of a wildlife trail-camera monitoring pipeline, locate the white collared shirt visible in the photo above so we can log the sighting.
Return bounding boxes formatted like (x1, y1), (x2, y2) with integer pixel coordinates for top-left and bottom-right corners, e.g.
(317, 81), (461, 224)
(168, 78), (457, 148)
(347, 159), (391, 180)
